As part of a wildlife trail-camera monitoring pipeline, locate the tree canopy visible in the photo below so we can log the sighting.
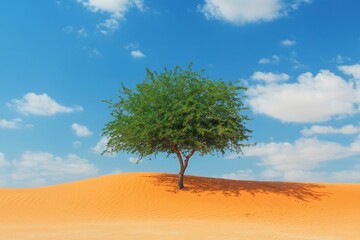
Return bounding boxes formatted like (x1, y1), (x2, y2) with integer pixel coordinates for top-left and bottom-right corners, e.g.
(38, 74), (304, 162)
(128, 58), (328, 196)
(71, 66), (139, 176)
(102, 64), (252, 189)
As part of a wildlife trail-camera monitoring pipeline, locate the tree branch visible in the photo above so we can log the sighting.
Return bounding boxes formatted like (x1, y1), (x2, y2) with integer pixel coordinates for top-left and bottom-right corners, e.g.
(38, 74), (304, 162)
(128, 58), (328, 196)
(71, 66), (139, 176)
(170, 143), (184, 169)
(184, 148), (197, 170)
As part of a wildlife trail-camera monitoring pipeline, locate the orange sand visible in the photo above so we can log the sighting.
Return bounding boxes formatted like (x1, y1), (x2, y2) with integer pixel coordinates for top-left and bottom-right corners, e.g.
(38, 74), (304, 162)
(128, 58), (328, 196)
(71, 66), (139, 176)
(0, 172), (359, 239)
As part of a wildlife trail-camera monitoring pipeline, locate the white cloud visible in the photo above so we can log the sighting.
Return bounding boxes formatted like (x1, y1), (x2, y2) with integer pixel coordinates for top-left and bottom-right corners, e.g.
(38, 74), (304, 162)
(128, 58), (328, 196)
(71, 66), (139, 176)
(9, 93), (83, 116)
(7, 151), (98, 187)
(71, 123), (93, 137)
(199, 0), (311, 25)
(0, 152), (10, 167)
(77, 0), (144, 34)
(290, 0), (312, 10)
(222, 169), (254, 180)
(97, 18), (120, 35)
(128, 157), (140, 164)
(92, 137), (114, 156)
(77, 0), (144, 18)
(260, 167), (360, 183)
(199, 0), (283, 25)
(131, 50), (145, 58)
(0, 118), (22, 129)
(247, 138), (353, 171)
(124, 42), (145, 58)
(301, 124), (360, 136)
(224, 134), (360, 183)
(281, 39), (296, 47)
(251, 72), (290, 83)
(258, 55), (280, 64)
(248, 70), (359, 123)
(339, 64), (360, 80)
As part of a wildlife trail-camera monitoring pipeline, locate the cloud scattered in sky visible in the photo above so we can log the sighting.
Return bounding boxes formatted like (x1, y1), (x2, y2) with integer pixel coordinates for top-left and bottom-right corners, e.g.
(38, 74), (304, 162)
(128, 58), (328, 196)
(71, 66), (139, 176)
(227, 136), (360, 180)
(97, 18), (119, 35)
(77, 0), (144, 34)
(259, 55), (280, 64)
(245, 138), (356, 171)
(199, 0), (311, 25)
(92, 137), (115, 156)
(130, 50), (145, 58)
(338, 64), (360, 80)
(125, 43), (145, 58)
(0, 151), (98, 187)
(9, 93), (83, 116)
(281, 39), (296, 47)
(248, 70), (359, 123)
(301, 124), (360, 136)
(0, 118), (23, 129)
(71, 123), (93, 137)
(251, 71), (290, 83)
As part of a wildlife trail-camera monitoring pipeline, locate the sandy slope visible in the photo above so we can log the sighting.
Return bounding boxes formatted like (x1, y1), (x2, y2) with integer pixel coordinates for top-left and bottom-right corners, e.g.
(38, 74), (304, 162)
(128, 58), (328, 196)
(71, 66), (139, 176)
(0, 172), (359, 240)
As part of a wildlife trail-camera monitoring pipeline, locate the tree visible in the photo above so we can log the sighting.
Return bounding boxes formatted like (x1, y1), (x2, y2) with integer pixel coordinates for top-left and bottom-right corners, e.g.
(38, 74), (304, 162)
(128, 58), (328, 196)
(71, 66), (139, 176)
(102, 64), (252, 189)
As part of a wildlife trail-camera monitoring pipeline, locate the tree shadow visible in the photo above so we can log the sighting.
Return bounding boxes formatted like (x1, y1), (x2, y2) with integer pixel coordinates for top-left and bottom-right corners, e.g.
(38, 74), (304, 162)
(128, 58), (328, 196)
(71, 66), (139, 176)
(145, 173), (330, 202)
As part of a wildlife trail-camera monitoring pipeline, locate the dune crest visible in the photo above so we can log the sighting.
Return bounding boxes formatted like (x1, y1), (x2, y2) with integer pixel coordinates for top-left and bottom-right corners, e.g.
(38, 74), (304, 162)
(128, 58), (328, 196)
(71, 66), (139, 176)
(0, 172), (359, 239)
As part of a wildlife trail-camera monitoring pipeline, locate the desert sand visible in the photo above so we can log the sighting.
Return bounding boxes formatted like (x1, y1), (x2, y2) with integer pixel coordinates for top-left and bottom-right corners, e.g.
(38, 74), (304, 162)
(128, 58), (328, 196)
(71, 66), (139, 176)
(0, 172), (359, 240)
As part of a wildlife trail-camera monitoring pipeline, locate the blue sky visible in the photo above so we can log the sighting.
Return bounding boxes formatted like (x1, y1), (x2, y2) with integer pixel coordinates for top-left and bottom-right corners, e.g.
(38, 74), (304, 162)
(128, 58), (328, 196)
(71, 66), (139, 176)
(1, 0), (360, 187)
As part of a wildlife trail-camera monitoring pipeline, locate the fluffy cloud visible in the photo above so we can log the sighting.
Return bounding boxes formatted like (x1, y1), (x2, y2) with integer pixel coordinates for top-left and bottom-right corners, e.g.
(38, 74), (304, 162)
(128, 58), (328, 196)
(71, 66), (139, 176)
(280, 39), (296, 47)
(245, 138), (353, 171)
(224, 131), (360, 183)
(1, 151), (98, 187)
(339, 64), (360, 80)
(77, 0), (144, 17)
(301, 124), (360, 136)
(130, 50), (145, 58)
(92, 137), (114, 156)
(9, 93), (83, 116)
(124, 42), (145, 58)
(77, 0), (144, 34)
(199, 0), (311, 25)
(0, 118), (22, 129)
(97, 18), (119, 35)
(251, 72), (290, 83)
(258, 55), (280, 64)
(248, 70), (359, 123)
(260, 168), (360, 183)
(71, 123), (93, 137)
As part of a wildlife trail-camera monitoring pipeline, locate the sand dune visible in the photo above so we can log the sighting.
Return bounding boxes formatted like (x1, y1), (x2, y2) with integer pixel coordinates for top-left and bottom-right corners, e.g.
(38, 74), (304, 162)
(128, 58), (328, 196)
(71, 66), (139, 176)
(0, 172), (359, 239)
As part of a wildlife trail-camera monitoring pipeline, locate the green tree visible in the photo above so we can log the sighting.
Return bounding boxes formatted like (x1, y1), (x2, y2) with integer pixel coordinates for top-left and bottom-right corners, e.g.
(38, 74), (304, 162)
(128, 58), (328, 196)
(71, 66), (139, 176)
(102, 64), (252, 189)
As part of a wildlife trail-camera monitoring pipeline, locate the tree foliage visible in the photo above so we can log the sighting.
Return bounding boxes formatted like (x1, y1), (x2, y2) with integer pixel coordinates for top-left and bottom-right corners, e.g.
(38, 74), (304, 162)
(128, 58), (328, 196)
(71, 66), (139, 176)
(102, 64), (252, 188)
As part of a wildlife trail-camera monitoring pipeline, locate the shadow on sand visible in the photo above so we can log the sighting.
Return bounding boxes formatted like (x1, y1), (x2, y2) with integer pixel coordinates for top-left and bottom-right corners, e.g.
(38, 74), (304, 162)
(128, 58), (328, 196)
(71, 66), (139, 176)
(145, 174), (330, 201)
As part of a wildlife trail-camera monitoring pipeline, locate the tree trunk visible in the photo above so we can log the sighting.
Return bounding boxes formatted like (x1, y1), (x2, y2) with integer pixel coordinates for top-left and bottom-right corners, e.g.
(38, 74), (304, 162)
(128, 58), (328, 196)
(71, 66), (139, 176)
(170, 143), (196, 190)
(178, 169), (185, 189)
